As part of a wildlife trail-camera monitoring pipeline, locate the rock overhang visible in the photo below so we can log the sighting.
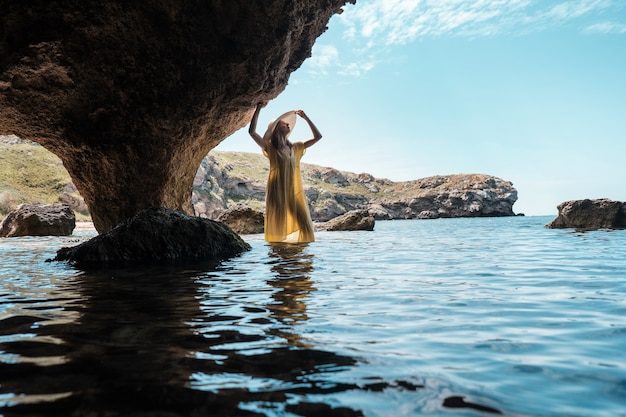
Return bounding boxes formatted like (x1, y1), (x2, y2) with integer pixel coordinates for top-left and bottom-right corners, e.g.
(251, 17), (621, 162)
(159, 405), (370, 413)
(0, 0), (354, 233)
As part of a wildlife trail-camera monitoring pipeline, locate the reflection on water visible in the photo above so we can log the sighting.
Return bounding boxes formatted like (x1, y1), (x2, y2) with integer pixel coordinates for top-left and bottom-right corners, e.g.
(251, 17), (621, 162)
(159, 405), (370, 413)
(4, 218), (624, 416)
(267, 243), (315, 347)
(0, 243), (364, 416)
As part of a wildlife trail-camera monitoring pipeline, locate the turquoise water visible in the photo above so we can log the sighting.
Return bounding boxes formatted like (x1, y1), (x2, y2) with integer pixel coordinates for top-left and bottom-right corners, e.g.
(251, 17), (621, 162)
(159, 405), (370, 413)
(1, 216), (625, 416)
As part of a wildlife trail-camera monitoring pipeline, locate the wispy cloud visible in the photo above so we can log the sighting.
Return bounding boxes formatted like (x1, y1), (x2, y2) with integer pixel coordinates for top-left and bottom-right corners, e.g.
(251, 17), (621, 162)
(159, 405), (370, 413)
(307, 44), (340, 76)
(583, 21), (626, 33)
(307, 0), (624, 77)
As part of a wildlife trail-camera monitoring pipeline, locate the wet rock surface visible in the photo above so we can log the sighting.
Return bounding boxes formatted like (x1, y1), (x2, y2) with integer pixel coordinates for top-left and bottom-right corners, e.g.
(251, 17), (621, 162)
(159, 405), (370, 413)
(316, 209), (375, 231)
(51, 207), (250, 267)
(216, 203), (264, 235)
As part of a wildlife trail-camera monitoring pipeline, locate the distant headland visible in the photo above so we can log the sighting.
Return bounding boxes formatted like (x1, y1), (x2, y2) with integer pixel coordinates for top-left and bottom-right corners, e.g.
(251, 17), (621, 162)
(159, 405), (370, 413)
(1, 136), (519, 224)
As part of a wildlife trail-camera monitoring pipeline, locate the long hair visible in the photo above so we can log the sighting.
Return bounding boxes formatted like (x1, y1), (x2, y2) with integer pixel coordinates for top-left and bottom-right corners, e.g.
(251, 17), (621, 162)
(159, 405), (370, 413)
(271, 126), (290, 151)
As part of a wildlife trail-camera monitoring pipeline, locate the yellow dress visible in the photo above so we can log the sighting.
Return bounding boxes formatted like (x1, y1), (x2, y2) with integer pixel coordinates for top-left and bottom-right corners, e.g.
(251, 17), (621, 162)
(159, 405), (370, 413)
(263, 141), (315, 243)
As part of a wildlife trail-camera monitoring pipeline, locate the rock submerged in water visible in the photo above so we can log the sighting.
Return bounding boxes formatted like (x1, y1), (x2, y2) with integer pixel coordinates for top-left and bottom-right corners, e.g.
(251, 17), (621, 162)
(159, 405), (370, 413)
(0, 203), (75, 237)
(316, 209), (375, 231)
(217, 204), (264, 235)
(51, 207), (250, 268)
(546, 198), (626, 231)
(215, 206), (375, 234)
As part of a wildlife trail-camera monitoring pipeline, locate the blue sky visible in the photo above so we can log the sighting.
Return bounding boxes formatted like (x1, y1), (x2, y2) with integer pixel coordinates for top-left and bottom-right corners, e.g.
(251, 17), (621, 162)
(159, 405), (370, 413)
(216, 0), (626, 216)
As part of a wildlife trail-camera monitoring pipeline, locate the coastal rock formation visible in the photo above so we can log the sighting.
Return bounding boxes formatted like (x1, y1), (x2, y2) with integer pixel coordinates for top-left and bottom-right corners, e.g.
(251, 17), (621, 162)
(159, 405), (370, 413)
(362, 174), (517, 220)
(0, 1), (352, 233)
(546, 199), (626, 231)
(51, 207), (250, 268)
(1, 140), (518, 228)
(194, 152), (519, 221)
(0, 203), (75, 237)
(316, 209), (375, 231)
(216, 204), (264, 235)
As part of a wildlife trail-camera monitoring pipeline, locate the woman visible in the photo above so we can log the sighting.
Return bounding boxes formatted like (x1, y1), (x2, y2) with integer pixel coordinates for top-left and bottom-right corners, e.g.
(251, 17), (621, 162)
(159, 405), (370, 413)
(249, 102), (322, 243)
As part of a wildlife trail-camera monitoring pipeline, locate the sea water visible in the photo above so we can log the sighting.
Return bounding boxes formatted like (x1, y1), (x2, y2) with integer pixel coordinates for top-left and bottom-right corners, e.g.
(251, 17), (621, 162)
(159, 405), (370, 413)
(1, 216), (625, 416)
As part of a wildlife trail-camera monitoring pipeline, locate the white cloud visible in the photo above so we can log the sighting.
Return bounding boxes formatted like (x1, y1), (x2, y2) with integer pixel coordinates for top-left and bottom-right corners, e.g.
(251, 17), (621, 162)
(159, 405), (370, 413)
(545, 0), (612, 21)
(328, 0), (625, 76)
(307, 41), (377, 78)
(338, 60), (377, 77)
(308, 44), (340, 76)
(339, 0), (534, 45)
(583, 21), (626, 33)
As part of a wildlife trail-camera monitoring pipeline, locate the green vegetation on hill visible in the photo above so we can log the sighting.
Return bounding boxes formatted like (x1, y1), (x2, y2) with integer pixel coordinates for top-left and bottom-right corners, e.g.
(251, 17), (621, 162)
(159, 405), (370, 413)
(211, 151), (379, 196)
(1, 139), (515, 221)
(0, 141), (71, 216)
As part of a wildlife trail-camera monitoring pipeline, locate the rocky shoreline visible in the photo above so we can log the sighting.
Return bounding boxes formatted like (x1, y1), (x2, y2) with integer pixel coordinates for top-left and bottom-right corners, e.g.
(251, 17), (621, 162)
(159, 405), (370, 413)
(193, 152), (520, 222)
(1, 138), (520, 224)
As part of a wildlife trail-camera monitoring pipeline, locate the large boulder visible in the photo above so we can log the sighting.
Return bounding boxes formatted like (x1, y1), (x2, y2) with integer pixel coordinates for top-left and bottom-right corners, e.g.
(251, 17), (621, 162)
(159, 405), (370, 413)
(546, 199), (626, 231)
(0, 1), (353, 233)
(316, 209), (375, 231)
(0, 202), (75, 237)
(217, 204), (264, 234)
(51, 207), (250, 268)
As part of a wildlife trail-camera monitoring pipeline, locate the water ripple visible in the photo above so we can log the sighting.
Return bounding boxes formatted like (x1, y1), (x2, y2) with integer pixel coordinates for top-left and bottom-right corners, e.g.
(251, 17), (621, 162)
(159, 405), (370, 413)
(1, 217), (625, 416)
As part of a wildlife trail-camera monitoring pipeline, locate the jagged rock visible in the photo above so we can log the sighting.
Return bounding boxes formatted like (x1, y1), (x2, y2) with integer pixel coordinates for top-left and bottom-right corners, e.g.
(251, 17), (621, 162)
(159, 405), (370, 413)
(316, 209), (375, 231)
(0, 1), (352, 233)
(0, 203), (75, 237)
(320, 168), (350, 187)
(367, 175), (518, 220)
(192, 154), (519, 221)
(546, 199), (626, 231)
(58, 183), (90, 216)
(217, 204), (264, 234)
(50, 207), (250, 267)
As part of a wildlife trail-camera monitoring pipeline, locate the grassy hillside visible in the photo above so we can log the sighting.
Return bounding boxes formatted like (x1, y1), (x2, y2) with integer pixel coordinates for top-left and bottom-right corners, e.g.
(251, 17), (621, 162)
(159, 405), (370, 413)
(0, 139), (72, 216)
(209, 150), (497, 200)
(1, 137), (513, 221)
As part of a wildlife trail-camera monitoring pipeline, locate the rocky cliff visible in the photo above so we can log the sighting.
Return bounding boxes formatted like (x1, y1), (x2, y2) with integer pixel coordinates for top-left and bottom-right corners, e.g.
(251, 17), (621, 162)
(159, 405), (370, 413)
(1, 138), (518, 222)
(194, 152), (518, 221)
(0, 0), (353, 233)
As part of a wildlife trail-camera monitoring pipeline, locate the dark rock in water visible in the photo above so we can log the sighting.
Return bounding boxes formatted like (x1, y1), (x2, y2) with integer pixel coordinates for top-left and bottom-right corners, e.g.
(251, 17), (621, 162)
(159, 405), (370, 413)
(0, 203), (75, 237)
(546, 198), (626, 231)
(217, 204), (264, 235)
(316, 209), (375, 231)
(51, 207), (250, 267)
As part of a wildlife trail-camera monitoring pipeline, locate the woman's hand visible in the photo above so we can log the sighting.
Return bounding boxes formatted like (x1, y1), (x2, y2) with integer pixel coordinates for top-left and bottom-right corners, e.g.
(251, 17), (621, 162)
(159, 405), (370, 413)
(298, 110), (322, 148)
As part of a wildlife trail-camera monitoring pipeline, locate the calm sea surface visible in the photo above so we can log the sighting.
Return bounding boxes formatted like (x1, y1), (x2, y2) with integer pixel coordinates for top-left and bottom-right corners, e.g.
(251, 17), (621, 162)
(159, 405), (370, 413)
(1, 216), (625, 417)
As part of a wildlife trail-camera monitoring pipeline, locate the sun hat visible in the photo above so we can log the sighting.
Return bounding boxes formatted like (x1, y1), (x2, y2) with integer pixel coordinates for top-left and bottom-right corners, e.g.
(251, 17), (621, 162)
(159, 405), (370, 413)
(262, 110), (297, 144)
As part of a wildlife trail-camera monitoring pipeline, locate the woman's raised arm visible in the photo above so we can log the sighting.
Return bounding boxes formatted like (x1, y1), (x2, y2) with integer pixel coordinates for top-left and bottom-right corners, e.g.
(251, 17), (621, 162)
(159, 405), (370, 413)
(249, 102), (267, 150)
(296, 110), (323, 149)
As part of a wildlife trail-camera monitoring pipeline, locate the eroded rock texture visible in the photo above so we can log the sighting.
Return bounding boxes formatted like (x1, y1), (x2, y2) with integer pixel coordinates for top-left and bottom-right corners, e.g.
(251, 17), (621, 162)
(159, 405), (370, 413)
(0, 203), (75, 237)
(0, 1), (352, 233)
(52, 207), (250, 267)
(546, 199), (626, 231)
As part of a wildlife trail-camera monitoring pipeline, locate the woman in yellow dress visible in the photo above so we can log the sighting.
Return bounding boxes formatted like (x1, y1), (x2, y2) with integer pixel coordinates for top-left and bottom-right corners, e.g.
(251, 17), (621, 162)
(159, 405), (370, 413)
(249, 102), (322, 243)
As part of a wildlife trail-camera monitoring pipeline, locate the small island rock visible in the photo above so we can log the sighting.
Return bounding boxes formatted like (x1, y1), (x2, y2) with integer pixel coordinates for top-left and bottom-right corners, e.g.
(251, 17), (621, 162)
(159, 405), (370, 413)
(546, 198), (626, 231)
(316, 209), (375, 232)
(217, 204), (264, 235)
